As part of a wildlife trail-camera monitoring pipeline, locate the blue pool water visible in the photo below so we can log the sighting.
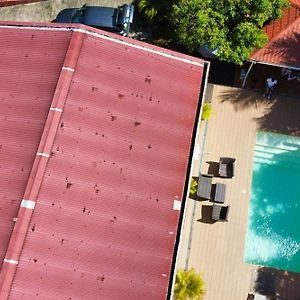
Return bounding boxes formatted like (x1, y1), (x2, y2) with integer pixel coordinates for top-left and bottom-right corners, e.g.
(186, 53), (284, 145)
(244, 131), (300, 272)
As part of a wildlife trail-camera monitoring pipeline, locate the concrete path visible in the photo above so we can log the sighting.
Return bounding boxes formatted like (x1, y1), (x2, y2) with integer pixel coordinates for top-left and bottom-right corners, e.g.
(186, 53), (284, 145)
(0, 0), (127, 22)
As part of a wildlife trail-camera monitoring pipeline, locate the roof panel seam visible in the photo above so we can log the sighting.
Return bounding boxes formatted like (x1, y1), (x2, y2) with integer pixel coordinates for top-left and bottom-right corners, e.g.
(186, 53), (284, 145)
(50, 107), (63, 112)
(2, 260), (18, 265)
(36, 152), (50, 158)
(62, 66), (75, 72)
(20, 200), (36, 210)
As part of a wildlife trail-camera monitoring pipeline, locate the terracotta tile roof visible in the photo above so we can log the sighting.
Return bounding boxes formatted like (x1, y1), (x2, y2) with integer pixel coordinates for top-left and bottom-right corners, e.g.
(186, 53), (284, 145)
(251, 17), (300, 68)
(264, 5), (300, 40)
(250, 0), (300, 67)
(251, 1), (300, 68)
(0, 22), (208, 299)
(291, 0), (300, 8)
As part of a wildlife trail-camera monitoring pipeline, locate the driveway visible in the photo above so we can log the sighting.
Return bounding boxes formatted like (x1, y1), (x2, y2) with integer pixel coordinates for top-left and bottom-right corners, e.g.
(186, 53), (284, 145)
(0, 0), (127, 22)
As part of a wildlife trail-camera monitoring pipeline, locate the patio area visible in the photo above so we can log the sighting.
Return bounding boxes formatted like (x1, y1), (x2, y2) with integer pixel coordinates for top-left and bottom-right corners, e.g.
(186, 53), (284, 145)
(177, 84), (300, 300)
(234, 62), (300, 99)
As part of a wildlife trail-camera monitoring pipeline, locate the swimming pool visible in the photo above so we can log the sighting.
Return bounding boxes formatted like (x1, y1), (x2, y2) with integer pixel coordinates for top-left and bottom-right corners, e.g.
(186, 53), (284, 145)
(244, 131), (300, 272)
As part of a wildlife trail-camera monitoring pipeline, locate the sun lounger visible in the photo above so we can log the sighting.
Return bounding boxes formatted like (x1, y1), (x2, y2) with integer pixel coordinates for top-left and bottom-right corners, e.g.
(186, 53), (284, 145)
(197, 174), (213, 199)
(218, 157), (236, 178)
(214, 183), (226, 203)
(211, 204), (229, 221)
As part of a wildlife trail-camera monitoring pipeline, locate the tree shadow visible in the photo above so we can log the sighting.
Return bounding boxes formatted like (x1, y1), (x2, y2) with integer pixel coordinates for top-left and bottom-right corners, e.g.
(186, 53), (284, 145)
(253, 267), (300, 300)
(219, 88), (300, 137)
(255, 96), (300, 136)
(219, 88), (272, 111)
(197, 204), (215, 224)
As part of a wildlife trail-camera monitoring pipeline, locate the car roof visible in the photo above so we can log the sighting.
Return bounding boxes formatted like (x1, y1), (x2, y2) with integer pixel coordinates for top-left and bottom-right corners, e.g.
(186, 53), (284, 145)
(55, 7), (78, 23)
(83, 6), (117, 29)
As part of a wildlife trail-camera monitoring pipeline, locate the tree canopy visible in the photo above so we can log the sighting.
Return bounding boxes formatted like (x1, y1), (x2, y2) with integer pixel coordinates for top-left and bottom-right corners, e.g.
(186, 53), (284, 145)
(171, 0), (289, 64)
(174, 269), (205, 300)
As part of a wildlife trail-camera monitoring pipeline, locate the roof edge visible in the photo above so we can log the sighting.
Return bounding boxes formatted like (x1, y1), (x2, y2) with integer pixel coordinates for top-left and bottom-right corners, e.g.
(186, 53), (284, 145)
(249, 59), (300, 70)
(166, 62), (210, 299)
(0, 0), (45, 7)
(0, 31), (85, 299)
(0, 21), (206, 67)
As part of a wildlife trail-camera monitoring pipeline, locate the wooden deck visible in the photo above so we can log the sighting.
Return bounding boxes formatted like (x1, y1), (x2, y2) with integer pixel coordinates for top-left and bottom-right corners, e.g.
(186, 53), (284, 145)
(176, 84), (300, 300)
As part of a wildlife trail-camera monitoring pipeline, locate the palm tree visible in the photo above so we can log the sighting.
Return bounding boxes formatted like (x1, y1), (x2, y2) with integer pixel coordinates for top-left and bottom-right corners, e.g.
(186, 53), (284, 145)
(174, 269), (205, 300)
(137, 0), (173, 22)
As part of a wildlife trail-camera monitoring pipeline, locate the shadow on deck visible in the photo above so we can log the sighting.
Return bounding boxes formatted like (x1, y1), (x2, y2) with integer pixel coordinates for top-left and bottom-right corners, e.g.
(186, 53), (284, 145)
(252, 267), (300, 300)
(218, 88), (300, 137)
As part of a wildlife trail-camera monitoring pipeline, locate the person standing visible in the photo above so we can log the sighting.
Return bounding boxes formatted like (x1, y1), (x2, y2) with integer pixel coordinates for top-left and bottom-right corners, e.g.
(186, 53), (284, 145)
(263, 77), (278, 99)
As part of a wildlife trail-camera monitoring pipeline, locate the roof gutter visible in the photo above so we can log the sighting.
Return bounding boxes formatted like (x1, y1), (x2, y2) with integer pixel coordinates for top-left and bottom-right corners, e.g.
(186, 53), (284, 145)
(166, 61), (210, 300)
(0, 22), (205, 68)
(249, 59), (300, 71)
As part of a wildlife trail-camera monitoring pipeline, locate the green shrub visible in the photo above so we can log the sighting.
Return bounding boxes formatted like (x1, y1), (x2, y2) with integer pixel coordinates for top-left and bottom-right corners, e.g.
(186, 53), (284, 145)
(174, 269), (205, 300)
(201, 103), (212, 120)
(137, 0), (172, 22)
(189, 178), (197, 196)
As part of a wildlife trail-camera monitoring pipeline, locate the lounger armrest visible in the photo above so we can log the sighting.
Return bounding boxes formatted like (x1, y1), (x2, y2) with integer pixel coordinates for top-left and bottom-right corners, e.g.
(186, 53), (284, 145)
(218, 157), (235, 178)
(222, 205), (230, 221)
(212, 204), (221, 221)
(212, 204), (229, 221)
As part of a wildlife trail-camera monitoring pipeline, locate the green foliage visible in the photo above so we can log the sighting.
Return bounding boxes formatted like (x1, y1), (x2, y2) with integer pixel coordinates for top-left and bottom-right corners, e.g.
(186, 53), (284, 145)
(201, 103), (212, 120)
(174, 269), (205, 300)
(190, 178), (197, 196)
(171, 0), (289, 64)
(138, 0), (173, 22)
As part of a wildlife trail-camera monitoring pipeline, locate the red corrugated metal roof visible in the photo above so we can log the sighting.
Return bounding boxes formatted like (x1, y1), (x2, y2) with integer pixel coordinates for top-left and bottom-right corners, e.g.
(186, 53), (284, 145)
(0, 23), (207, 299)
(251, 1), (300, 67)
(0, 27), (72, 268)
(0, 0), (45, 6)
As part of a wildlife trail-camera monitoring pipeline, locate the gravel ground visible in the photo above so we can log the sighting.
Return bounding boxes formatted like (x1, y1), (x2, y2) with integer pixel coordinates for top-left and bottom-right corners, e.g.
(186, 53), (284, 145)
(0, 0), (128, 22)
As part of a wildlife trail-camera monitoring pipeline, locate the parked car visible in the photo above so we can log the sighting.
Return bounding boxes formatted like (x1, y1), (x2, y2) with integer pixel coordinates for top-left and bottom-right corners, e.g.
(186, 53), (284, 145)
(53, 4), (134, 36)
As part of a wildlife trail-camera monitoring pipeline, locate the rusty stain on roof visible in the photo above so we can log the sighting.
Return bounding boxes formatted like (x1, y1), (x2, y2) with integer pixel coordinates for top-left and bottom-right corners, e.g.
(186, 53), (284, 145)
(0, 22), (207, 299)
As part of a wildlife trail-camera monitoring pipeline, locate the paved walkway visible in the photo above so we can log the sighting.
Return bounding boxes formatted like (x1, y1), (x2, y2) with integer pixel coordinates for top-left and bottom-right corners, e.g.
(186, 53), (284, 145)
(177, 84), (300, 300)
(0, 0), (125, 22)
